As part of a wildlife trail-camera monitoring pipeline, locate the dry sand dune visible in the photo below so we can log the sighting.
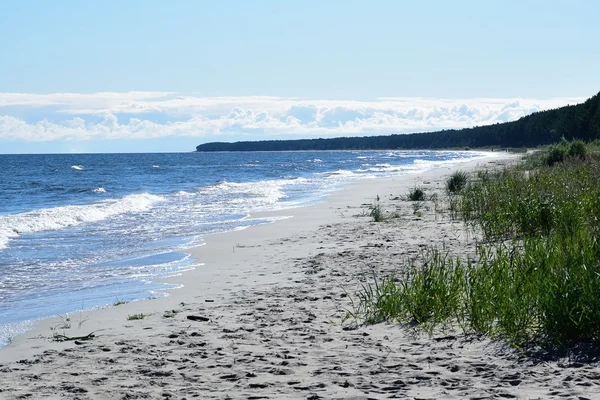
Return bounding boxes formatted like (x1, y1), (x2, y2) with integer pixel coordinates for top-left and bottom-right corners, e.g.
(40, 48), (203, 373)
(2, 153), (599, 399)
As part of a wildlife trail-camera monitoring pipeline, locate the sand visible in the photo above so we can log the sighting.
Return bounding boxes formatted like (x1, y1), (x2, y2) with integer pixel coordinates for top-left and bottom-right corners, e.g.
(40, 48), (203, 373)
(1, 152), (599, 400)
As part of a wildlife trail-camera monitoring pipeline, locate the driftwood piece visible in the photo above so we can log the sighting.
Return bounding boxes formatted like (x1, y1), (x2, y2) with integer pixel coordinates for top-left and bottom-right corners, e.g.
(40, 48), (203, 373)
(52, 332), (96, 342)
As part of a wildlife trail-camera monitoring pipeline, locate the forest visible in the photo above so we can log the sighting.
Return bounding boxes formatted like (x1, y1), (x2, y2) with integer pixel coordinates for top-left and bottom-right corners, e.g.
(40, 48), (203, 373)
(196, 91), (600, 151)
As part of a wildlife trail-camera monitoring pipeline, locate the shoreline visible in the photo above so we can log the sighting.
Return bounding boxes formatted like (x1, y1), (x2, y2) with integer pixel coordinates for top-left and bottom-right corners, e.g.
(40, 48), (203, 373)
(6, 152), (594, 399)
(0, 154), (514, 360)
(0, 151), (504, 354)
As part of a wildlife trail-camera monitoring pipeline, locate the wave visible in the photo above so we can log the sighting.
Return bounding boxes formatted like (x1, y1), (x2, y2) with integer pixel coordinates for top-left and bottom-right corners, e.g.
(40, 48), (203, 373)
(196, 178), (311, 210)
(360, 165), (411, 173)
(405, 152), (493, 173)
(317, 169), (359, 178)
(172, 190), (195, 197)
(71, 165), (84, 170)
(0, 193), (164, 250)
(198, 180), (285, 203)
(357, 152), (494, 175)
(93, 187), (106, 193)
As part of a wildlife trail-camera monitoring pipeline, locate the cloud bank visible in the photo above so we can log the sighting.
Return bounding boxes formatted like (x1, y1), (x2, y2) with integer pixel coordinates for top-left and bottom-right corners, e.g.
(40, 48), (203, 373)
(0, 92), (585, 142)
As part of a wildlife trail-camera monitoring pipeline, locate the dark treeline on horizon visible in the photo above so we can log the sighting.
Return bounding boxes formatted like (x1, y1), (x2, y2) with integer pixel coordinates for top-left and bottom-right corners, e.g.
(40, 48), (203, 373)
(196, 91), (600, 152)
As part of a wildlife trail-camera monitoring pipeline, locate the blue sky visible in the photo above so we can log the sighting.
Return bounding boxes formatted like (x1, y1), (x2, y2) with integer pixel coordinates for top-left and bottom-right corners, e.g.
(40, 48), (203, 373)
(0, 0), (598, 153)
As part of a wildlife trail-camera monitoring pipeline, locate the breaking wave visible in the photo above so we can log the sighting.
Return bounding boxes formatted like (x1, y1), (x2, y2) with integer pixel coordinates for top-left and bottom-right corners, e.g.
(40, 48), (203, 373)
(0, 193), (164, 250)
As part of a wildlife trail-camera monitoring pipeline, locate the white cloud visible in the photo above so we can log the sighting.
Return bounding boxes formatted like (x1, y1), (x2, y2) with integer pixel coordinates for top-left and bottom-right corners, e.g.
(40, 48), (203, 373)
(0, 92), (586, 142)
(0, 91), (174, 108)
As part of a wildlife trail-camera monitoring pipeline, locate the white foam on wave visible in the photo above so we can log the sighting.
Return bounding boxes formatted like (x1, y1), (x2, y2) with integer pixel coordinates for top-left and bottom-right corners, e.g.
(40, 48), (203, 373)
(0, 320), (33, 348)
(406, 151), (494, 173)
(71, 165), (84, 170)
(360, 164), (411, 173)
(196, 178), (310, 210)
(152, 165), (160, 168)
(358, 151), (498, 176)
(172, 190), (195, 197)
(318, 169), (359, 178)
(0, 193), (164, 250)
(203, 180), (284, 203)
(93, 187), (106, 193)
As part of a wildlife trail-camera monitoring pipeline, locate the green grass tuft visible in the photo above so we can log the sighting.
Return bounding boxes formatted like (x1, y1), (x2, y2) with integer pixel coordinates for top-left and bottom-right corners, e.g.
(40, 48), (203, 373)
(406, 187), (426, 201)
(127, 313), (147, 321)
(446, 170), (469, 193)
(370, 201), (384, 222)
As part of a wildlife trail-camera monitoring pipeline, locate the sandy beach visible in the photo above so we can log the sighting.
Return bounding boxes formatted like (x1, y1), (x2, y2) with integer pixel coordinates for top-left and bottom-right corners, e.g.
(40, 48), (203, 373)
(2, 152), (599, 400)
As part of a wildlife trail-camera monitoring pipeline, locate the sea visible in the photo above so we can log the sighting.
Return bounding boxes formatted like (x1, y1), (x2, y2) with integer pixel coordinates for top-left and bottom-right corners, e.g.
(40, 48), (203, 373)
(0, 150), (495, 346)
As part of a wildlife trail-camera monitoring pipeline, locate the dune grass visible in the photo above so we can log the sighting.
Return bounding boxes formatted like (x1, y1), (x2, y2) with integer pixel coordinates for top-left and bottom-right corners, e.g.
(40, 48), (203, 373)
(460, 154), (600, 242)
(350, 141), (600, 348)
(446, 170), (469, 193)
(127, 313), (148, 321)
(406, 187), (426, 201)
(369, 202), (384, 222)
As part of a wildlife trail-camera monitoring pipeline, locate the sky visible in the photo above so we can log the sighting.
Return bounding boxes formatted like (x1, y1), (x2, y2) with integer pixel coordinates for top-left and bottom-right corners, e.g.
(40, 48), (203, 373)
(0, 0), (598, 154)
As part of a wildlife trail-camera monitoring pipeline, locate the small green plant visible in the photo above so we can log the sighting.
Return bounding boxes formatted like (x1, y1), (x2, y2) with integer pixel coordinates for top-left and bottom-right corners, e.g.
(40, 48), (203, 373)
(127, 313), (147, 321)
(113, 298), (129, 306)
(446, 170), (468, 193)
(406, 187), (426, 201)
(370, 202), (384, 222)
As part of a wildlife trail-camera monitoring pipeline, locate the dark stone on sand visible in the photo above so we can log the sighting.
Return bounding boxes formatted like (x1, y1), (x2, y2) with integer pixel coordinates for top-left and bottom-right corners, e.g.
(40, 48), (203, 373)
(249, 383), (270, 389)
(187, 315), (210, 322)
(433, 335), (457, 341)
(219, 373), (239, 381)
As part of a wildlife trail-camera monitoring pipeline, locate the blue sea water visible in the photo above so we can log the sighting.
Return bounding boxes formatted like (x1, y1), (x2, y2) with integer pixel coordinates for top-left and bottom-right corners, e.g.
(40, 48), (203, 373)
(0, 150), (491, 345)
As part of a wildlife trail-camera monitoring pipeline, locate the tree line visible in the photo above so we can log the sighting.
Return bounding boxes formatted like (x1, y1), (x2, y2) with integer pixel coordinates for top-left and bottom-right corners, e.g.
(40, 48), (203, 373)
(196, 91), (600, 152)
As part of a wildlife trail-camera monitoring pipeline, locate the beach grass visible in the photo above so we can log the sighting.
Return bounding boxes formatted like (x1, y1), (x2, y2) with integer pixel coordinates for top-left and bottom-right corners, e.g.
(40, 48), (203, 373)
(406, 187), (426, 201)
(127, 313), (148, 321)
(370, 201), (384, 222)
(446, 170), (469, 194)
(351, 141), (600, 347)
